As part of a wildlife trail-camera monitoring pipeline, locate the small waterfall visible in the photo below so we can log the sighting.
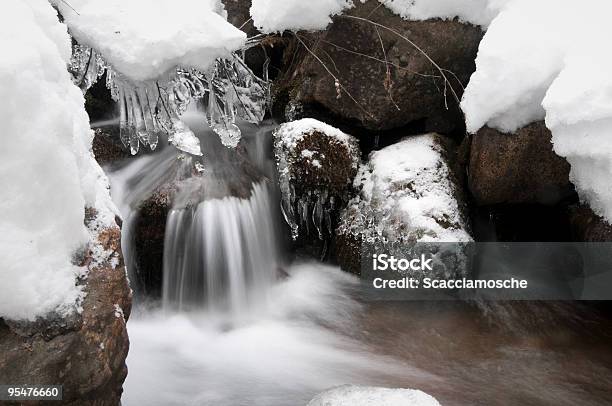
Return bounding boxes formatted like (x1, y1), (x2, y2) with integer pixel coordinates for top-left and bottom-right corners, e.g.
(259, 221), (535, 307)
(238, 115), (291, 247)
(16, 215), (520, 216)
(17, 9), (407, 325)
(162, 182), (278, 313)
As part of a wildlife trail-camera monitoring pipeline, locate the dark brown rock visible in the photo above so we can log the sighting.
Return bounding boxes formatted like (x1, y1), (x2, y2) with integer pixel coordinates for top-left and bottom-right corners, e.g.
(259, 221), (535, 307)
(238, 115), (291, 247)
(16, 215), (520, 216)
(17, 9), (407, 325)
(223, 0), (257, 36)
(275, 0), (483, 134)
(468, 122), (572, 206)
(570, 205), (612, 242)
(0, 215), (131, 406)
(92, 127), (130, 166)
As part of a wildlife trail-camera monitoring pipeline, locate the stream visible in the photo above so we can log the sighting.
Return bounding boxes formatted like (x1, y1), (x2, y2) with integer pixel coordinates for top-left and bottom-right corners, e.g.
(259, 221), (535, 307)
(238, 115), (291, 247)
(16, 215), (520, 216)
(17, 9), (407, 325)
(104, 112), (612, 406)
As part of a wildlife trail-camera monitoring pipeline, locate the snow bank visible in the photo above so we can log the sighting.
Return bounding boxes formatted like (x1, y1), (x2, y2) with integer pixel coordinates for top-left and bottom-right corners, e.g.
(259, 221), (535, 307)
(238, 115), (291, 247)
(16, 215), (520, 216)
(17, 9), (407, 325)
(339, 134), (472, 243)
(460, 0), (612, 222)
(250, 0), (354, 33)
(0, 0), (114, 320)
(54, 0), (246, 81)
(308, 385), (441, 406)
(379, 0), (507, 28)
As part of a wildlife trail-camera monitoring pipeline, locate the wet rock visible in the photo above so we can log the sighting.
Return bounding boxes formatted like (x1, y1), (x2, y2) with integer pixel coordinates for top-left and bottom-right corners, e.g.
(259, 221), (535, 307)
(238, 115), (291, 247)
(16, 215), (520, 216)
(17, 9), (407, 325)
(92, 127), (130, 166)
(570, 205), (612, 242)
(274, 118), (360, 257)
(275, 0), (483, 134)
(0, 213), (131, 406)
(468, 122), (572, 205)
(337, 133), (472, 275)
(128, 145), (265, 296)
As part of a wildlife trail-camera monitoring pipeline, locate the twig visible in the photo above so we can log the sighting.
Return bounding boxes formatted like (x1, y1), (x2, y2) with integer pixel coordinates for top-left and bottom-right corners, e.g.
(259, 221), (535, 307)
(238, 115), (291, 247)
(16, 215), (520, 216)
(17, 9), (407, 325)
(294, 33), (375, 119)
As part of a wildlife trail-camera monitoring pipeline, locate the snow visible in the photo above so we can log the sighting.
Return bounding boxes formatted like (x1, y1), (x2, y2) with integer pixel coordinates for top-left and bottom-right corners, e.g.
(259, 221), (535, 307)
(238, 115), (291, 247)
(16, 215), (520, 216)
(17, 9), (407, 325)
(276, 118), (359, 155)
(54, 0), (246, 82)
(379, 0), (508, 28)
(250, 0), (354, 33)
(308, 385), (441, 406)
(339, 134), (472, 243)
(0, 0), (115, 321)
(460, 0), (612, 223)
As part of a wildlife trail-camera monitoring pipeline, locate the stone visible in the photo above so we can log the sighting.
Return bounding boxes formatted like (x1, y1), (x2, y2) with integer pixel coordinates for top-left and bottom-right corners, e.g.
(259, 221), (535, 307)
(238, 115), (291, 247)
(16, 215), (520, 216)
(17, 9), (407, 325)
(275, 0), (483, 134)
(570, 205), (612, 242)
(468, 122), (572, 206)
(0, 213), (131, 405)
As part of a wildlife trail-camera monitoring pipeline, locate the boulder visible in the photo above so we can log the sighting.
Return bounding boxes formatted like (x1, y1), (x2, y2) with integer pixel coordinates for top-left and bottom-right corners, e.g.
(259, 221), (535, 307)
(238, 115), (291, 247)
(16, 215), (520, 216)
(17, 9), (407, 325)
(274, 118), (360, 256)
(0, 211), (131, 405)
(275, 0), (483, 134)
(223, 0), (257, 36)
(336, 133), (472, 275)
(570, 205), (612, 242)
(468, 122), (573, 205)
(92, 127), (131, 167)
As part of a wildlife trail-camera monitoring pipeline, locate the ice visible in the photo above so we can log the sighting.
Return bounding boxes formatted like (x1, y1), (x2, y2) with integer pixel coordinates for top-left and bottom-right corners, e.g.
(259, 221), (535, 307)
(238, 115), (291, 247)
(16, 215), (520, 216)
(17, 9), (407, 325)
(250, 0), (354, 33)
(308, 385), (441, 406)
(70, 45), (269, 155)
(274, 119), (360, 241)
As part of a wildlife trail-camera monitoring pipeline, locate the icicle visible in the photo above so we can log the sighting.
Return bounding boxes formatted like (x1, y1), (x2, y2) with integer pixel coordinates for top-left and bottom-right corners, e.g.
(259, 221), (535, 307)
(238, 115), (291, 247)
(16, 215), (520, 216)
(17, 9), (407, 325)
(69, 41), (270, 156)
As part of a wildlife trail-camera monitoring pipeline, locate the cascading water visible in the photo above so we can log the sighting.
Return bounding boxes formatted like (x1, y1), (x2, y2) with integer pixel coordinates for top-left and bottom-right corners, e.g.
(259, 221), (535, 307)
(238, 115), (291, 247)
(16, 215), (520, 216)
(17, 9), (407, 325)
(162, 182), (278, 313)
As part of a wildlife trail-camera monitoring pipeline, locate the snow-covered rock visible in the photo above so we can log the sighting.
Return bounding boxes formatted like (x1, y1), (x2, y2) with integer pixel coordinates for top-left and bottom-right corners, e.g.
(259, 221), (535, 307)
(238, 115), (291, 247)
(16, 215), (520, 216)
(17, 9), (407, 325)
(274, 119), (360, 249)
(460, 0), (612, 224)
(0, 0), (116, 321)
(250, 0), (353, 33)
(54, 0), (246, 82)
(379, 0), (506, 28)
(307, 385), (441, 406)
(337, 134), (471, 274)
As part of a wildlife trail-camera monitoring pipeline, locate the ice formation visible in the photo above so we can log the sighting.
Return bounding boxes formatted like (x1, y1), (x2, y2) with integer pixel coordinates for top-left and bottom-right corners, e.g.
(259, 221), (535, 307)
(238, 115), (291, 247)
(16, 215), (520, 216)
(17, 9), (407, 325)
(460, 0), (612, 223)
(0, 0), (116, 320)
(58, 0), (268, 156)
(338, 134), (471, 243)
(274, 119), (360, 241)
(250, 0), (354, 33)
(308, 385), (441, 406)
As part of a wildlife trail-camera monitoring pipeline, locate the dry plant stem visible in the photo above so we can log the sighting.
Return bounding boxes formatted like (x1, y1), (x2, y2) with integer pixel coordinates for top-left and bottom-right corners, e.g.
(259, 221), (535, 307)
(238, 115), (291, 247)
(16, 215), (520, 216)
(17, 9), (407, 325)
(340, 15), (461, 107)
(374, 25), (400, 110)
(294, 33), (375, 120)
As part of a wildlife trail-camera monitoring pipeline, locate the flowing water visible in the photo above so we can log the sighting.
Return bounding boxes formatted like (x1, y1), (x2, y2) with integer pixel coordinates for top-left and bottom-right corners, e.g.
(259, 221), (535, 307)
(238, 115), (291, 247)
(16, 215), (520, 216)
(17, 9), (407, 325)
(107, 112), (612, 406)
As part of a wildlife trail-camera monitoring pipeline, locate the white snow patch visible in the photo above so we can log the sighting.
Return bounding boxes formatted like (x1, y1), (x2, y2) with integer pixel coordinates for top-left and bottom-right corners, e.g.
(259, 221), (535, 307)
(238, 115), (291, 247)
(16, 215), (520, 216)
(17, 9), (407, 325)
(339, 134), (472, 243)
(275, 118), (359, 159)
(250, 0), (354, 33)
(460, 0), (612, 223)
(308, 385), (441, 406)
(0, 0), (115, 321)
(54, 0), (246, 81)
(379, 0), (508, 28)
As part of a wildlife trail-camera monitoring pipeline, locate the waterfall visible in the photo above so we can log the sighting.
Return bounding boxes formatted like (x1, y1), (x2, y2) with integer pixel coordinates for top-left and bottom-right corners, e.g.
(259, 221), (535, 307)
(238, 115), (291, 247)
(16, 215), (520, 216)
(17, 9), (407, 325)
(162, 182), (279, 313)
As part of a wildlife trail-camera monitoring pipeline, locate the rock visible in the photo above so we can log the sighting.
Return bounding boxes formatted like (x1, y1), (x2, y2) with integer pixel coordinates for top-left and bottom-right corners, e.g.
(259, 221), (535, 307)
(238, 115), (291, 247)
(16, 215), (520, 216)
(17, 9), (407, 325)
(127, 144), (265, 296)
(570, 205), (612, 242)
(274, 118), (360, 256)
(468, 122), (572, 205)
(337, 133), (472, 275)
(223, 0), (257, 36)
(92, 127), (131, 166)
(0, 212), (131, 406)
(275, 0), (483, 134)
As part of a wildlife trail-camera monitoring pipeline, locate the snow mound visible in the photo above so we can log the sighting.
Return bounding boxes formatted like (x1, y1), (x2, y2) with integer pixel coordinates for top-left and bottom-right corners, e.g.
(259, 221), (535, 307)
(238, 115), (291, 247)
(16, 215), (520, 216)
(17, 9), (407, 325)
(54, 0), (246, 81)
(339, 134), (472, 244)
(460, 0), (612, 223)
(307, 385), (441, 406)
(275, 118), (359, 159)
(380, 0), (507, 28)
(0, 0), (115, 321)
(250, 0), (354, 33)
